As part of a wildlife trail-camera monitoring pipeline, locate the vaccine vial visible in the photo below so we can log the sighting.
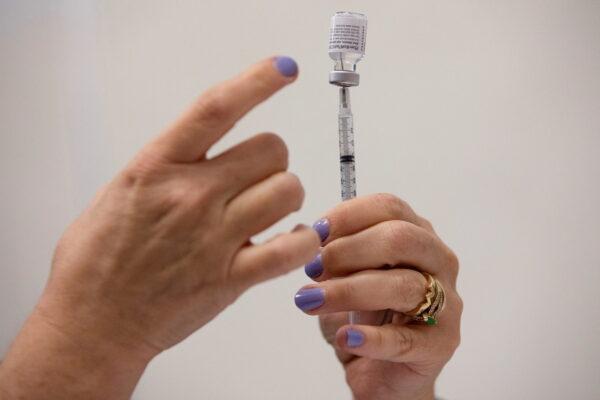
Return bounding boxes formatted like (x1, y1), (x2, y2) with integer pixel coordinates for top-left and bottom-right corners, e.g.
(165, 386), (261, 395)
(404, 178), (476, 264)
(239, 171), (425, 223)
(328, 11), (367, 87)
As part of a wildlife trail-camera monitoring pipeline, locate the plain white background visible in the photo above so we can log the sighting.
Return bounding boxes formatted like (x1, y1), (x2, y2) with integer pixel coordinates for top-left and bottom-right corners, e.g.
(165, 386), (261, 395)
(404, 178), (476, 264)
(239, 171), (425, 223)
(1, 1), (599, 399)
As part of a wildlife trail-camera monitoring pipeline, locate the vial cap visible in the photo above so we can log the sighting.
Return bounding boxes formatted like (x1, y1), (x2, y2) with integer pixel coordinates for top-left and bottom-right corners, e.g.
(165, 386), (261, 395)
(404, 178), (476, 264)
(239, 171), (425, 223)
(329, 71), (360, 87)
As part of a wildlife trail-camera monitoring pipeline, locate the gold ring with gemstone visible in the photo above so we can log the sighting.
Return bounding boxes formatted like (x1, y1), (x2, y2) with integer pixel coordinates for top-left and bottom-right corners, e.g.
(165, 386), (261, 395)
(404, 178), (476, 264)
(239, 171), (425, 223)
(405, 272), (446, 326)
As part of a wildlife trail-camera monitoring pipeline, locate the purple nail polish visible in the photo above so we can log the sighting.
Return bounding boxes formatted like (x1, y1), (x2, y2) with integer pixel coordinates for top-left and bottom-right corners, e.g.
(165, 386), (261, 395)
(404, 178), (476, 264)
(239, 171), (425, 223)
(294, 288), (325, 312)
(274, 56), (298, 77)
(304, 254), (323, 279)
(312, 218), (330, 242)
(346, 329), (364, 348)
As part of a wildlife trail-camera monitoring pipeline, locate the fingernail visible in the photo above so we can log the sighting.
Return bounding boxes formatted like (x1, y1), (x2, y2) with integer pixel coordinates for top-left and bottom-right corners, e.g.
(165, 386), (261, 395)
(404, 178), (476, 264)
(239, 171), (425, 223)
(346, 329), (364, 348)
(274, 56), (298, 77)
(304, 254), (323, 279)
(294, 288), (325, 312)
(312, 218), (330, 243)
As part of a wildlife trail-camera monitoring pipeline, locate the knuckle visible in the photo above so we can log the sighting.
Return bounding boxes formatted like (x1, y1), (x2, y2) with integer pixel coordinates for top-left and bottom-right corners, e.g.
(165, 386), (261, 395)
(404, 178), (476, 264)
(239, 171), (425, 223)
(121, 151), (165, 186)
(439, 294), (462, 359)
(155, 175), (215, 213)
(251, 69), (275, 93)
(454, 292), (464, 316)
(321, 242), (340, 275)
(159, 179), (201, 213)
(392, 328), (414, 359)
(445, 247), (460, 275)
(347, 373), (386, 400)
(196, 88), (228, 124)
(443, 332), (462, 359)
(119, 166), (143, 188)
(318, 314), (339, 345)
(256, 132), (288, 168)
(389, 273), (411, 309)
(198, 177), (225, 201)
(339, 279), (359, 304)
(418, 216), (435, 231)
(372, 328), (386, 349)
(383, 220), (414, 251)
(373, 192), (410, 218)
(453, 330), (462, 352)
(162, 185), (186, 208)
(277, 172), (305, 209)
(391, 272), (424, 312)
(268, 239), (293, 267)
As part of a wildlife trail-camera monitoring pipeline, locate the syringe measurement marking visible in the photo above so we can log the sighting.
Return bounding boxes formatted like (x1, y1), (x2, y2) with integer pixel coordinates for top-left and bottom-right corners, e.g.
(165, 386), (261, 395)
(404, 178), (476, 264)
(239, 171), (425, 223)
(338, 89), (356, 201)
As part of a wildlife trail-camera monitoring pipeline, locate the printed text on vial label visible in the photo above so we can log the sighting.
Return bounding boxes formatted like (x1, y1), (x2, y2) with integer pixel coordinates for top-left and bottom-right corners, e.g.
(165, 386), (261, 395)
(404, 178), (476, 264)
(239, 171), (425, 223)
(329, 25), (366, 53)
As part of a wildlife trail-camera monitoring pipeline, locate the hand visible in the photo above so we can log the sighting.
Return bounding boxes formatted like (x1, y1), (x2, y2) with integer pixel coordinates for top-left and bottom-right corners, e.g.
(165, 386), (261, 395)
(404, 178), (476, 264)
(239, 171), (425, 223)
(0, 56), (320, 399)
(295, 194), (462, 400)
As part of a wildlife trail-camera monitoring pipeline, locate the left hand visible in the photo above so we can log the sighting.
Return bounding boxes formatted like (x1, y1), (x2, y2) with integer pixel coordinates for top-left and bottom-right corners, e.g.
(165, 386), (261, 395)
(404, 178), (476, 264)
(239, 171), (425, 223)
(0, 57), (320, 400)
(295, 194), (462, 400)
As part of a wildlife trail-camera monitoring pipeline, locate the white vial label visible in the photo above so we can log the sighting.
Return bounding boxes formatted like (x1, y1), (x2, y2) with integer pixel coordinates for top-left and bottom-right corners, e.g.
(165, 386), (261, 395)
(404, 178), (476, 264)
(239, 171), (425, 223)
(328, 12), (367, 55)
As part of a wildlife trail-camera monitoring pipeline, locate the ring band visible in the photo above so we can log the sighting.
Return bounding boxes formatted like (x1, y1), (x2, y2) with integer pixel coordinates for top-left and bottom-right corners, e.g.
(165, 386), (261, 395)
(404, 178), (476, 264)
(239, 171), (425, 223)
(406, 272), (446, 326)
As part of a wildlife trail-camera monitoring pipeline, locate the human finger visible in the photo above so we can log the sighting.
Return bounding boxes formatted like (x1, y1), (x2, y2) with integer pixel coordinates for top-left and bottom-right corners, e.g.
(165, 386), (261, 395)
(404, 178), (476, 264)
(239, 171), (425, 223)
(334, 323), (457, 364)
(294, 269), (427, 314)
(230, 225), (320, 289)
(224, 171), (305, 240)
(146, 56), (298, 163)
(307, 220), (456, 281)
(206, 132), (288, 200)
(318, 313), (356, 364)
(311, 193), (433, 244)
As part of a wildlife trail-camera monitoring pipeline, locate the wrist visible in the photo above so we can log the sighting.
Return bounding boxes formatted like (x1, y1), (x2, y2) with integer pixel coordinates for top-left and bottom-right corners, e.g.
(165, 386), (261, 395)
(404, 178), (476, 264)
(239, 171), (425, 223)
(0, 299), (154, 399)
(411, 383), (435, 400)
(418, 389), (435, 400)
(351, 382), (435, 400)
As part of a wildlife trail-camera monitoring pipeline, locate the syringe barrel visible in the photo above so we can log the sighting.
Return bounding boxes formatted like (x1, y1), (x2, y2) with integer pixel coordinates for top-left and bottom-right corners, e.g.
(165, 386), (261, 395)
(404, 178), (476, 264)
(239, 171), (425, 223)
(338, 88), (357, 201)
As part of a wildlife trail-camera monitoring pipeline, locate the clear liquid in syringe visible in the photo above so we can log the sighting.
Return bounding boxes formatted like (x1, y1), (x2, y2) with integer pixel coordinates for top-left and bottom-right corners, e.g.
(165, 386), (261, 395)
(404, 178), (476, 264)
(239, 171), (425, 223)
(338, 87), (357, 201)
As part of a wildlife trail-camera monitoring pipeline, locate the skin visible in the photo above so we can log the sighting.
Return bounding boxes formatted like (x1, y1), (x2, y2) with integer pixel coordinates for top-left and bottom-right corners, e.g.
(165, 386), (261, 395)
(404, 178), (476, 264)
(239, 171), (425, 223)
(0, 57), (461, 400)
(298, 194), (462, 400)
(0, 57), (321, 399)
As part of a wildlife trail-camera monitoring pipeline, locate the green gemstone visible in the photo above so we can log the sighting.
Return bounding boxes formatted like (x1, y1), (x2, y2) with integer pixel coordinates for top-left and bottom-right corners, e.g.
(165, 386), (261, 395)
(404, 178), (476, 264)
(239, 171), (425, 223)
(426, 317), (437, 326)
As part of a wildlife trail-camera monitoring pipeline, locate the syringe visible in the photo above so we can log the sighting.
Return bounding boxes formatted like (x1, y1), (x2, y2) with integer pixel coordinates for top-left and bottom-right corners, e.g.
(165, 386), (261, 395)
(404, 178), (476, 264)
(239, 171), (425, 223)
(328, 11), (367, 325)
(338, 87), (356, 201)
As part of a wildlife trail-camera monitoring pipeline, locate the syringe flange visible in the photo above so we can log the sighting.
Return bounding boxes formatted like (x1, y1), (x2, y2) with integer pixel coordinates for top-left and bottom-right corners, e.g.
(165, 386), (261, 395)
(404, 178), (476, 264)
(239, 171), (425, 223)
(329, 70), (360, 87)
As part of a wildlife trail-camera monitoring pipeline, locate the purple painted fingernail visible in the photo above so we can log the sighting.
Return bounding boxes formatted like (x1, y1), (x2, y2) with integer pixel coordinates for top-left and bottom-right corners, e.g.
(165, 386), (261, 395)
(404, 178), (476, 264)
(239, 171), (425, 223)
(346, 329), (364, 348)
(312, 218), (330, 242)
(294, 288), (325, 312)
(304, 254), (323, 279)
(274, 56), (298, 77)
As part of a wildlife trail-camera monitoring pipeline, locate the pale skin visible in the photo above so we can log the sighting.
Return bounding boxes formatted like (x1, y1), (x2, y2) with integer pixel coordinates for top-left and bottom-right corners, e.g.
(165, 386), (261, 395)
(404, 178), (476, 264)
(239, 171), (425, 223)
(298, 195), (462, 400)
(0, 57), (461, 400)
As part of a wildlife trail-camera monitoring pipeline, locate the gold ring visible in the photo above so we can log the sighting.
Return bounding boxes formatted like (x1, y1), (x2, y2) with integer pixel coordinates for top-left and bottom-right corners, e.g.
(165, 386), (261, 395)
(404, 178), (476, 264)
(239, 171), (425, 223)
(405, 272), (446, 326)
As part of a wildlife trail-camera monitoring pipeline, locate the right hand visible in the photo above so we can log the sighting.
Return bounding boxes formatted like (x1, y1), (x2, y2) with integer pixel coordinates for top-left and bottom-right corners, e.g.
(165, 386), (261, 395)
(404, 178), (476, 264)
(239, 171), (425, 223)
(8, 56), (320, 365)
(296, 194), (462, 400)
